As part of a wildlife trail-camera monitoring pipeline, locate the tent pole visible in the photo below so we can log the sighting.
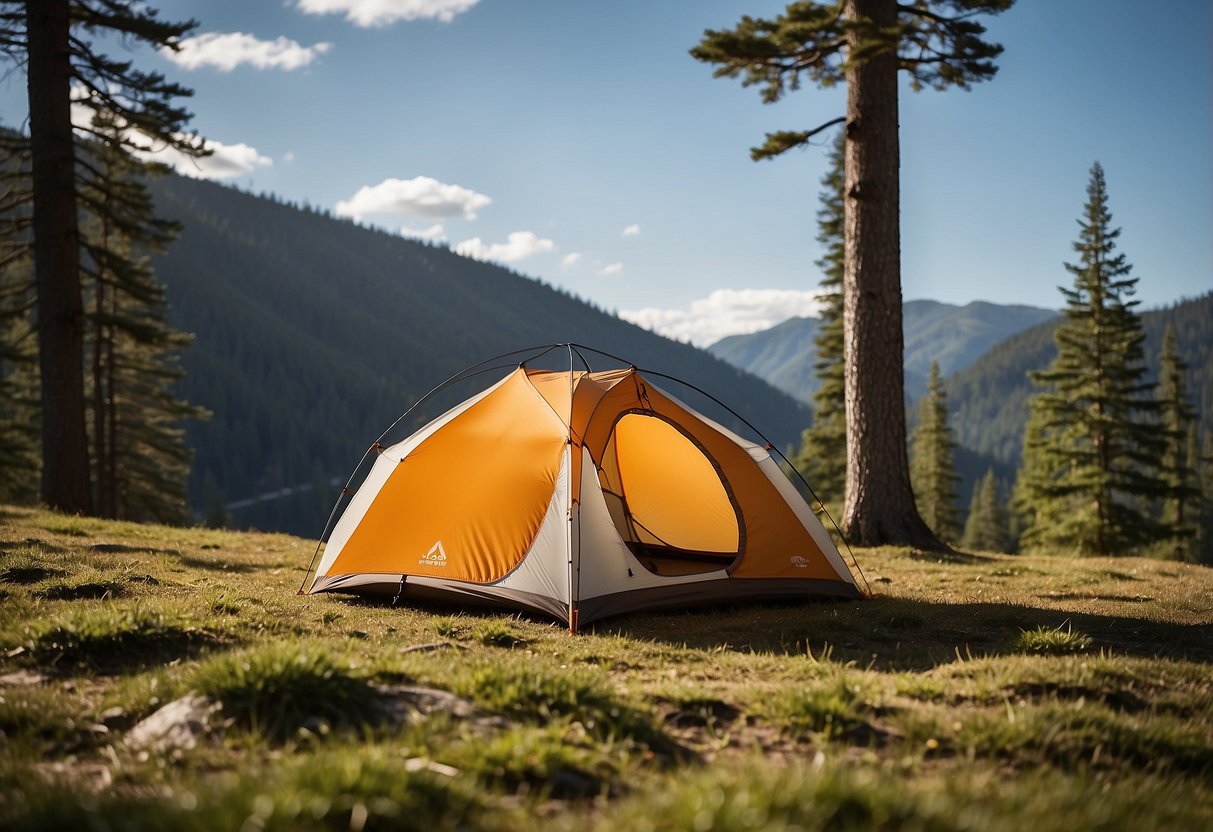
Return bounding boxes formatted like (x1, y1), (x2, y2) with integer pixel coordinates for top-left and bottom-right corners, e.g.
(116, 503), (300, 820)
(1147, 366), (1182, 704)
(566, 344), (579, 634)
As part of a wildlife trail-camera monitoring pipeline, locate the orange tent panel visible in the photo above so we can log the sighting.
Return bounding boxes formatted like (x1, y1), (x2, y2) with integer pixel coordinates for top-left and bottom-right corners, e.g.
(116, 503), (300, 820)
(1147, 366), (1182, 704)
(328, 371), (567, 583)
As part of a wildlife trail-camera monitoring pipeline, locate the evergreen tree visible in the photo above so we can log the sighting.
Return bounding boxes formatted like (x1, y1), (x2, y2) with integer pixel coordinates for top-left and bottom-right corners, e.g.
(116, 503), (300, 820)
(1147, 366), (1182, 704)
(791, 131), (845, 510)
(0, 0), (203, 513)
(692, 0), (1014, 550)
(1010, 398), (1056, 552)
(910, 361), (961, 542)
(0, 261), (39, 502)
(1157, 324), (1200, 557)
(1021, 162), (1167, 555)
(0, 140), (38, 501)
(962, 467), (1010, 553)
(1198, 432), (1213, 565)
(78, 108), (207, 522)
(0, 253), (39, 503)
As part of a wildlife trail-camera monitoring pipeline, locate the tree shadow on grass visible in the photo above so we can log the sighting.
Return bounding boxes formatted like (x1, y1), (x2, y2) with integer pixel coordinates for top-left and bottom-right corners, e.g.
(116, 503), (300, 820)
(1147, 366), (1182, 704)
(596, 597), (1213, 671)
(0, 505), (33, 523)
(908, 548), (997, 565)
(0, 537), (67, 555)
(175, 553), (263, 574)
(27, 627), (237, 677)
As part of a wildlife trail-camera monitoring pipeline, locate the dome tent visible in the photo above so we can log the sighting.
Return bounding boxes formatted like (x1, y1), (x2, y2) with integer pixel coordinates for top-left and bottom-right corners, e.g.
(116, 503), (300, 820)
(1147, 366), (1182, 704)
(303, 345), (864, 632)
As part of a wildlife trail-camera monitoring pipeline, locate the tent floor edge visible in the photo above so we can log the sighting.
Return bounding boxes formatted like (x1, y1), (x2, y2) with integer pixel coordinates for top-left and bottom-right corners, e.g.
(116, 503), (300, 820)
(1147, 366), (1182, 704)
(310, 574), (570, 622)
(576, 578), (861, 628)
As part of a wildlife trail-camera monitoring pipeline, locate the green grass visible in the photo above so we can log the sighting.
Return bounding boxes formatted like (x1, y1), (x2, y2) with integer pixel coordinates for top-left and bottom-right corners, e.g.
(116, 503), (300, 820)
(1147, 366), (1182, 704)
(22, 605), (231, 672)
(1016, 622), (1094, 655)
(189, 642), (381, 741)
(769, 672), (878, 737)
(1, 505), (1211, 831)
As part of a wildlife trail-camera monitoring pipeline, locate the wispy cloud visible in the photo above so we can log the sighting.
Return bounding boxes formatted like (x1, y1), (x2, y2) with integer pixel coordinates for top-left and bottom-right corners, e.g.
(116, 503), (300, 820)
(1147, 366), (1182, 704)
(401, 223), (446, 241)
(162, 32), (332, 72)
(137, 139), (273, 180)
(597, 262), (623, 277)
(70, 88), (271, 181)
(455, 231), (555, 263)
(560, 253), (581, 267)
(621, 223), (640, 237)
(295, 0), (480, 27)
(620, 288), (826, 346)
(335, 176), (491, 221)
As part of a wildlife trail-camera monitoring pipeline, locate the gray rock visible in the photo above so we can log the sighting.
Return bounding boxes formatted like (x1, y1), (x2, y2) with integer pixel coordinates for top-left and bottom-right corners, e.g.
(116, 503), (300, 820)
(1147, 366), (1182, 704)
(125, 694), (227, 752)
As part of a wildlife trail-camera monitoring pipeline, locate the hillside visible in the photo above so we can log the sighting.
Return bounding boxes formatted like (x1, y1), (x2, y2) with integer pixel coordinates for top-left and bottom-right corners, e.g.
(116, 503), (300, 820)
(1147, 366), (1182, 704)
(2, 506), (1211, 830)
(947, 292), (1213, 473)
(146, 176), (811, 536)
(709, 300), (1057, 404)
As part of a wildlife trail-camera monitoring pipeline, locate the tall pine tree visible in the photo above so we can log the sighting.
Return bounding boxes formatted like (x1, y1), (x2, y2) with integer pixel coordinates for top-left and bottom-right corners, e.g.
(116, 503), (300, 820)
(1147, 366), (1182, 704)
(692, 0), (1014, 549)
(1011, 398), (1058, 552)
(1198, 432), (1213, 565)
(78, 108), (207, 522)
(0, 0), (203, 513)
(0, 136), (38, 501)
(1020, 162), (1167, 556)
(962, 467), (1010, 553)
(1157, 324), (1200, 558)
(791, 131), (846, 510)
(910, 361), (961, 542)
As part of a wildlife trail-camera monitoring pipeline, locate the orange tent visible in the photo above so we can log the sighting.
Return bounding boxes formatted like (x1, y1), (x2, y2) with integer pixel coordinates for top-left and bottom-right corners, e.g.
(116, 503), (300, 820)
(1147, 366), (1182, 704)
(306, 346), (863, 631)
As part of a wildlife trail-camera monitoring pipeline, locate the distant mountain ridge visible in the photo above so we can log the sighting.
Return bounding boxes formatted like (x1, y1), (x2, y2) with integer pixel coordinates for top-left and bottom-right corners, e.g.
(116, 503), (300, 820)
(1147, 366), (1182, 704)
(946, 292), (1213, 473)
(709, 300), (1058, 404)
(147, 175), (812, 536)
(709, 292), (1211, 512)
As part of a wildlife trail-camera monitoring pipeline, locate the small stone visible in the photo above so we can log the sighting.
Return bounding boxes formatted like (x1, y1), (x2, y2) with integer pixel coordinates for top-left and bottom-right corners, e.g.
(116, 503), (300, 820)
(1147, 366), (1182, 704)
(0, 669), (42, 685)
(125, 694), (225, 752)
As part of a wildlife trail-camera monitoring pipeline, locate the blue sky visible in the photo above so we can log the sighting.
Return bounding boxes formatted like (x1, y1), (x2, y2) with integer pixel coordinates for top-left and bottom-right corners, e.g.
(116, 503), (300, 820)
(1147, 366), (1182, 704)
(3, 0), (1210, 345)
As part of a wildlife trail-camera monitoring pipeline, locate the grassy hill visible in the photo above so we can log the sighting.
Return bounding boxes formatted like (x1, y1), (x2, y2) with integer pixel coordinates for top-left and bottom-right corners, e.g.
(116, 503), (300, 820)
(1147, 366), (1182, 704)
(2, 506), (1211, 830)
(708, 300), (1057, 404)
(146, 176), (810, 536)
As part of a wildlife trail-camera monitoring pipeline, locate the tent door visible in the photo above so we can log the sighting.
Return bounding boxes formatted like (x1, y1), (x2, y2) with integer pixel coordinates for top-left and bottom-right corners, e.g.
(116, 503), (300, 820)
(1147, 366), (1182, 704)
(596, 410), (742, 576)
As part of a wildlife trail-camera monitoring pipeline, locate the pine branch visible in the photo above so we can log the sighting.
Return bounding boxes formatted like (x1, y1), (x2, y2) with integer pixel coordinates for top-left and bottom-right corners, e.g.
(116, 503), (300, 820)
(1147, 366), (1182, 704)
(751, 116), (845, 160)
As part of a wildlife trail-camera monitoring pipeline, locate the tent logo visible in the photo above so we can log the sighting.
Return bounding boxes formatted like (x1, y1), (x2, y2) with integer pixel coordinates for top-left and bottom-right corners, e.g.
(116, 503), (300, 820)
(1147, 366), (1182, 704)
(420, 540), (448, 567)
(790, 555), (810, 569)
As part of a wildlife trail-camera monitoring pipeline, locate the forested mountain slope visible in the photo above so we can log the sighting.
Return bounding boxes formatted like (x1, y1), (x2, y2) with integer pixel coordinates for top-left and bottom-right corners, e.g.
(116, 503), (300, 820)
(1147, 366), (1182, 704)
(148, 176), (810, 536)
(709, 300), (1056, 404)
(946, 292), (1213, 472)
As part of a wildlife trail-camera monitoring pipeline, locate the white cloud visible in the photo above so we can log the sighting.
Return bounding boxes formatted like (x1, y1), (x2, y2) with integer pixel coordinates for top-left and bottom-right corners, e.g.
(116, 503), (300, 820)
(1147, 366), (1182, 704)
(621, 223), (641, 237)
(295, 0), (480, 27)
(69, 87), (271, 180)
(162, 32), (332, 72)
(597, 262), (623, 277)
(135, 138), (273, 180)
(619, 288), (826, 346)
(283, 151), (296, 163)
(560, 253), (581, 267)
(455, 231), (555, 263)
(335, 176), (491, 221)
(401, 223), (446, 241)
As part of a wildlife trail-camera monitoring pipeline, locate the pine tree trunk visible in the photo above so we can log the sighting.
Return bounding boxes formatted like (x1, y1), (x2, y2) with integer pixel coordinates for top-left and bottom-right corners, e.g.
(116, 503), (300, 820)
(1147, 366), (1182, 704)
(839, 0), (941, 550)
(105, 290), (118, 519)
(93, 281), (108, 517)
(26, 0), (92, 513)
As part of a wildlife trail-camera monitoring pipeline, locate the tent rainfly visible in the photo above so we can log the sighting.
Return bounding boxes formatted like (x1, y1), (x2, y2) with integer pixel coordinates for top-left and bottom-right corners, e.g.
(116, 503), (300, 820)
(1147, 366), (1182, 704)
(304, 346), (864, 632)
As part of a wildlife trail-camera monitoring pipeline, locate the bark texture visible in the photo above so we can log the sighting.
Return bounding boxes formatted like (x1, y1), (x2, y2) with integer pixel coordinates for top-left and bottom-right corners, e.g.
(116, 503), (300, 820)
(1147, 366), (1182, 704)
(840, 0), (942, 549)
(26, 0), (92, 513)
